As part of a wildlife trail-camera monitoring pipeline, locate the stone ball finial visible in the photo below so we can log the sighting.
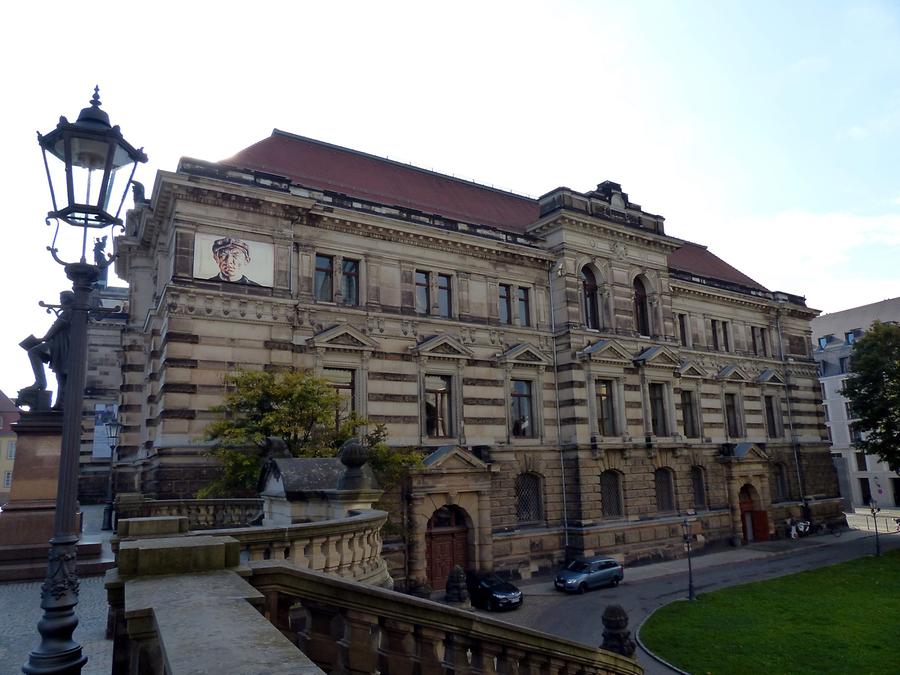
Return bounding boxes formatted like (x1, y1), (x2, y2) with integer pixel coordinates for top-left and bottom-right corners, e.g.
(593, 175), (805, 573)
(601, 604), (636, 657)
(339, 438), (368, 469)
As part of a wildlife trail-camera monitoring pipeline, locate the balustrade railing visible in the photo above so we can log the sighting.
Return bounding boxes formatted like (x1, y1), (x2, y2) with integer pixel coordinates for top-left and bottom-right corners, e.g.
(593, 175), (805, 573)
(248, 561), (642, 675)
(115, 494), (263, 529)
(190, 509), (392, 586)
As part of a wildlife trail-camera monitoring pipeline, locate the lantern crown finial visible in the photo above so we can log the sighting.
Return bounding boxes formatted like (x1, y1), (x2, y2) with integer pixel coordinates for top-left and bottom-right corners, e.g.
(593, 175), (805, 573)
(76, 85), (110, 129)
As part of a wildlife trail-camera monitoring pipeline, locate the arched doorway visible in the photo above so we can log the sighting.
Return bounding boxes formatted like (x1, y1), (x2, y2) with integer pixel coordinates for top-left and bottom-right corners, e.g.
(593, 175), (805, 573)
(739, 484), (769, 543)
(426, 505), (469, 590)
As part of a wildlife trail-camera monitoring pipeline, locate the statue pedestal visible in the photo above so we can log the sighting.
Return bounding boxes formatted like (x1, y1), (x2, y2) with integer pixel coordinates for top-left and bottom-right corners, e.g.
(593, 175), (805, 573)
(0, 410), (90, 580)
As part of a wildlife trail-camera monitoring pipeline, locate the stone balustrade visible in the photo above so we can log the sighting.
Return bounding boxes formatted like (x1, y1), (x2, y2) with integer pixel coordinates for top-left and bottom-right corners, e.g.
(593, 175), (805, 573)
(197, 509), (392, 587)
(248, 561), (642, 675)
(115, 493), (263, 530)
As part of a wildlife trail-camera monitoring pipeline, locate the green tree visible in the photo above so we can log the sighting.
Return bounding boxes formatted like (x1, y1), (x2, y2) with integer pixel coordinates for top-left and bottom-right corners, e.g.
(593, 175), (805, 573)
(844, 321), (900, 473)
(200, 369), (420, 496)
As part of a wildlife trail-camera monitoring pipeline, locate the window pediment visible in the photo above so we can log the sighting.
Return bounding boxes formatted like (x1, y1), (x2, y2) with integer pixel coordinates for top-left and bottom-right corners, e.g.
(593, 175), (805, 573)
(308, 324), (378, 352)
(578, 339), (632, 365)
(411, 334), (472, 360)
(633, 345), (680, 369)
(498, 343), (552, 367)
(420, 445), (490, 472)
(676, 361), (708, 379)
(716, 364), (751, 382)
(757, 368), (785, 385)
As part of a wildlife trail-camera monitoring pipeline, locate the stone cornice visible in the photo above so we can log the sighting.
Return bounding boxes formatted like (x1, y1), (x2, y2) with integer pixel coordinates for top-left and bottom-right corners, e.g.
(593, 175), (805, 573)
(528, 212), (682, 254)
(310, 210), (554, 266)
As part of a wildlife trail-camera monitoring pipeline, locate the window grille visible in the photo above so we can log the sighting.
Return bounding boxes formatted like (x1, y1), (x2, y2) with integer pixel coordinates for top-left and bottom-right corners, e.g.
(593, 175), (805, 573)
(600, 470), (623, 518)
(655, 468), (675, 512)
(515, 473), (543, 523)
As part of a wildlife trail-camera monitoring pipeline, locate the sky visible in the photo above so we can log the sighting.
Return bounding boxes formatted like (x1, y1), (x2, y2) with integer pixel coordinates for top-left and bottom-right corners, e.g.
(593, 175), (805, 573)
(1, 0), (899, 398)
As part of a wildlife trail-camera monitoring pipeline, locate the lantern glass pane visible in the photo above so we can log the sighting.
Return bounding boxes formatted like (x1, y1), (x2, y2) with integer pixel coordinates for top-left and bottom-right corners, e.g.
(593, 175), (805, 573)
(70, 136), (111, 170)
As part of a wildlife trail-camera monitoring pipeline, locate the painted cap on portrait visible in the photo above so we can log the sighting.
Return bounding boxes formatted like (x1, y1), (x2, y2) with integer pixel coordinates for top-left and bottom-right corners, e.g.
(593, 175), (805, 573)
(212, 237), (251, 259)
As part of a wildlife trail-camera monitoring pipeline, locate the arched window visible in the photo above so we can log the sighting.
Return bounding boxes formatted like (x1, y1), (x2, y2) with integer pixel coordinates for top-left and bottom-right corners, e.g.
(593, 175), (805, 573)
(633, 277), (650, 336)
(655, 467), (675, 512)
(772, 462), (790, 502)
(600, 470), (624, 518)
(515, 473), (543, 523)
(691, 466), (707, 510)
(581, 267), (601, 330)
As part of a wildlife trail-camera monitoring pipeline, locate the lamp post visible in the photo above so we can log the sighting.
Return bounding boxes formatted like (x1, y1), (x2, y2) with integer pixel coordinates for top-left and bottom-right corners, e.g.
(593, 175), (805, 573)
(682, 517), (696, 601)
(870, 500), (881, 557)
(24, 87), (145, 675)
(100, 416), (121, 531)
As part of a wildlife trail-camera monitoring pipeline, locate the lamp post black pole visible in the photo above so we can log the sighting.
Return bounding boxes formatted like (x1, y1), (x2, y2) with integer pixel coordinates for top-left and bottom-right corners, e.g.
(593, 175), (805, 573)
(23, 263), (98, 675)
(870, 501), (881, 557)
(683, 517), (695, 601)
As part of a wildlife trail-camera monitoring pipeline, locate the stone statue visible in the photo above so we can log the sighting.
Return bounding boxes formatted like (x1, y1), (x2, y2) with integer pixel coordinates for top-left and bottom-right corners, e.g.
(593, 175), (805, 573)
(17, 291), (74, 411)
(93, 236), (109, 286)
(444, 565), (470, 605)
(600, 604), (636, 657)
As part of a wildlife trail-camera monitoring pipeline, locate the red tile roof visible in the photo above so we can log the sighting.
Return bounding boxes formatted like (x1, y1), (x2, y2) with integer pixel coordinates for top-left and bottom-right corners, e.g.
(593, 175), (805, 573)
(224, 130), (539, 231)
(223, 131), (768, 294)
(668, 242), (768, 291)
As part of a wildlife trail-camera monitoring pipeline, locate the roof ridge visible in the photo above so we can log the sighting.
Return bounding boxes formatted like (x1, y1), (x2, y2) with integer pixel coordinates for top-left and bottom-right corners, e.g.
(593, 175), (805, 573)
(270, 129), (537, 202)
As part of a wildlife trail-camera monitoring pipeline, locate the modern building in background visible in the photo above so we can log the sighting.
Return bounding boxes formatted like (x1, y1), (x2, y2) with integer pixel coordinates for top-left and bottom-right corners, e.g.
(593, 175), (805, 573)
(812, 297), (900, 509)
(0, 391), (21, 504)
(113, 131), (840, 588)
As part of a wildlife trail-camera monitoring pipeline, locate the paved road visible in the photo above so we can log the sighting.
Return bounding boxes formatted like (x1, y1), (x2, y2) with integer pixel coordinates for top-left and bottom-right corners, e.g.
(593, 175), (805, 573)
(495, 531), (900, 674)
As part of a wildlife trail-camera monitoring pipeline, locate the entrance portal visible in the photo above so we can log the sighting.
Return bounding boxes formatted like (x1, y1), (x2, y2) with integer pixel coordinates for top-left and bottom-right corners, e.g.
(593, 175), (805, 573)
(426, 505), (469, 590)
(738, 484), (769, 543)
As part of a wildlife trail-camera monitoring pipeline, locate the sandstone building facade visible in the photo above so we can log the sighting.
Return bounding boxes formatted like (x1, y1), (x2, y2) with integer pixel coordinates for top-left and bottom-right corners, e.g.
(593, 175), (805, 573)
(114, 131), (840, 589)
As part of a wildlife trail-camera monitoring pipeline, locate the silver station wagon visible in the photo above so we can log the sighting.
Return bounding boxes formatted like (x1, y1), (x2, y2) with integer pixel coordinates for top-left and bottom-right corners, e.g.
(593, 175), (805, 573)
(554, 556), (624, 593)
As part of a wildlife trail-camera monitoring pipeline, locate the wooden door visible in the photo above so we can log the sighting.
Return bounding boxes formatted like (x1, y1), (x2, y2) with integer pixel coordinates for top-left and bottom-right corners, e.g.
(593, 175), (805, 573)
(426, 506), (469, 590)
(751, 511), (769, 542)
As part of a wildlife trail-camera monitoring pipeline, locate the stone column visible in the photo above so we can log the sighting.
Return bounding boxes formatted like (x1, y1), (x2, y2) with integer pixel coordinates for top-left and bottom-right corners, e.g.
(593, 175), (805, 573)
(408, 495), (429, 590)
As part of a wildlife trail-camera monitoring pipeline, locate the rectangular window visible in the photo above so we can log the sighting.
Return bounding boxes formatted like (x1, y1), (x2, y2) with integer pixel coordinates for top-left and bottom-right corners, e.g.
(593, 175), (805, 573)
(722, 321), (731, 352)
(892, 477), (900, 508)
(855, 452), (867, 472)
(437, 273), (452, 317)
(724, 393), (741, 437)
(823, 403), (830, 422)
(681, 390), (699, 438)
(850, 426), (862, 443)
(859, 477), (872, 505)
(845, 331), (856, 345)
(839, 357), (849, 373)
(3, 471), (10, 488)
(415, 270), (430, 314)
(341, 259), (360, 306)
(6, 441), (15, 460)
(759, 328), (769, 356)
(844, 401), (852, 420)
(323, 368), (355, 430)
(710, 319), (720, 351)
(678, 314), (689, 347)
(424, 374), (453, 438)
(751, 327), (759, 355)
(817, 336), (828, 349)
(510, 380), (535, 438)
(596, 379), (616, 437)
(315, 254), (334, 302)
(499, 284), (512, 325)
(649, 383), (668, 436)
(764, 395), (781, 438)
(517, 287), (531, 327)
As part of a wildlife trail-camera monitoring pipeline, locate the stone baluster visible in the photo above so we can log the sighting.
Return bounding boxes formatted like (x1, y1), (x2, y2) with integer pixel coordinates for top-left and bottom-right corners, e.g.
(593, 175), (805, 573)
(338, 533), (354, 576)
(324, 536), (341, 574)
(290, 536), (311, 568)
(247, 543), (269, 562)
(349, 531), (365, 576)
(297, 599), (343, 671)
(379, 619), (416, 675)
(415, 626), (447, 675)
(498, 646), (527, 675)
(444, 632), (475, 674)
(309, 535), (327, 570)
(337, 608), (380, 675)
(472, 640), (503, 675)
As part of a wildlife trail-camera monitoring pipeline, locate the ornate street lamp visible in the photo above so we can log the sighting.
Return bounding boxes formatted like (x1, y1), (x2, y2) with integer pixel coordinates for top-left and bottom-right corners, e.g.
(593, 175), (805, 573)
(869, 500), (881, 557)
(24, 88), (145, 675)
(682, 517), (696, 601)
(100, 416), (122, 531)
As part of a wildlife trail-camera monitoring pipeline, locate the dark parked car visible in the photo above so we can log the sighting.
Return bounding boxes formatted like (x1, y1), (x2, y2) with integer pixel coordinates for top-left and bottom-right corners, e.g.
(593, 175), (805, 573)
(465, 571), (523, 611)
(554, 556), (623, 593)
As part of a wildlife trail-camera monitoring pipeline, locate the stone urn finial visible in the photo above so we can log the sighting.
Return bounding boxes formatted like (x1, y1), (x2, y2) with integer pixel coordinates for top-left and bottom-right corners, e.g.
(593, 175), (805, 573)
(338, 438), (371, 490)
(601, 604), (636, 657)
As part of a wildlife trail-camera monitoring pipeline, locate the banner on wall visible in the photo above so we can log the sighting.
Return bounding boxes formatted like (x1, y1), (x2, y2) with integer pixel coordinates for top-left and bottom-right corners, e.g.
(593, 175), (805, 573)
(192, 233), (274, 287)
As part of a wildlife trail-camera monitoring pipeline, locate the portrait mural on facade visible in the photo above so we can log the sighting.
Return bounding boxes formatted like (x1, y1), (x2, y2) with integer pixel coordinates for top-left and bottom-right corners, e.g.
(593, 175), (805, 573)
(192, 233), (274, 287)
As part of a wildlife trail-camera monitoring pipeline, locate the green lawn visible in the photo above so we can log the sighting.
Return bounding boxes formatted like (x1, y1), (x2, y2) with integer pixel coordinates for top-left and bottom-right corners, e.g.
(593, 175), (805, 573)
(639, 550), (900, 675)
